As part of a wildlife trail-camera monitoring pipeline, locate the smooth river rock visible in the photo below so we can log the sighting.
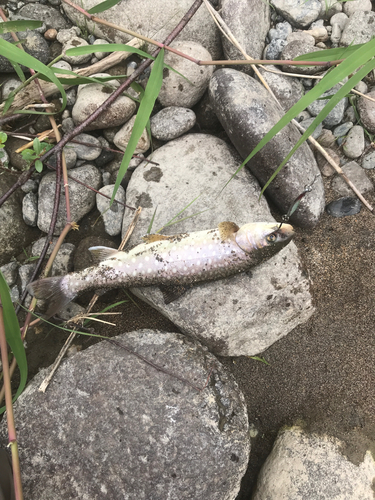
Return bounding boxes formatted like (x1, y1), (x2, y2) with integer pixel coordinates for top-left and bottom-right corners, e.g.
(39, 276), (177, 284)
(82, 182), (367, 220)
(0, 330), (250, 500)
(209, 68), (325, 228)
(122, 134), (314, 357)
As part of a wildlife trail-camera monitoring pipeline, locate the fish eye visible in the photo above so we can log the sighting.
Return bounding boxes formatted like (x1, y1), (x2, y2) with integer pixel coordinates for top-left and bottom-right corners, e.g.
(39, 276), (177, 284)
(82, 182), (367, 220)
(266, 233), (277, 243)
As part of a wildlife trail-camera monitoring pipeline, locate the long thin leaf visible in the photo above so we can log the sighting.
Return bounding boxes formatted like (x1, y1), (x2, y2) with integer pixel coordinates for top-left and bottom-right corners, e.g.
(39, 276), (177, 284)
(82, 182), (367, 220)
(0, 38), (67, 114)
(223, 38), (375, 193)
(88, 0), (122, 14)
(0, 20), (43, 33)
(111, 49), (165, 203)
(0, 272), (27, 414)
(294, 43), (365, 62)
(66, 43), (155, 61)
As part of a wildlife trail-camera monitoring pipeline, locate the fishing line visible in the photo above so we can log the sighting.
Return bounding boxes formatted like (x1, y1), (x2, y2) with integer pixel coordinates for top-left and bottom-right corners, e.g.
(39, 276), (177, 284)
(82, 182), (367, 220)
(278, 173), (321, 228)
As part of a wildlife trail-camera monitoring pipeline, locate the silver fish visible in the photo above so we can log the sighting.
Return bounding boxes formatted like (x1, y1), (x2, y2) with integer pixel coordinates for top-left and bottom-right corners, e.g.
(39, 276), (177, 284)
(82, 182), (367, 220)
(27, 221), (294, 317)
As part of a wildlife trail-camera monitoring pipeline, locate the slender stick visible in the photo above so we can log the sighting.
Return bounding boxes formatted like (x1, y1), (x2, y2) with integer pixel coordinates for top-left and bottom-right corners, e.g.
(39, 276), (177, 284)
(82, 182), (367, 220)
(0, 306), (23, 500)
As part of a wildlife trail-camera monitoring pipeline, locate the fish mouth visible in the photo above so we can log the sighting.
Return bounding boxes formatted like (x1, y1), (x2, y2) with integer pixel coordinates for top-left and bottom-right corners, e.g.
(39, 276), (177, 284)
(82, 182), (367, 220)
(276, 223), (294, 240)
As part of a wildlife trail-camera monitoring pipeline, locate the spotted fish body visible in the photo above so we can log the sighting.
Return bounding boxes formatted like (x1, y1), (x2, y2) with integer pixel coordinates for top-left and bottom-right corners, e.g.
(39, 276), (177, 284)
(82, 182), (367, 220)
(27, 221), (294, 317)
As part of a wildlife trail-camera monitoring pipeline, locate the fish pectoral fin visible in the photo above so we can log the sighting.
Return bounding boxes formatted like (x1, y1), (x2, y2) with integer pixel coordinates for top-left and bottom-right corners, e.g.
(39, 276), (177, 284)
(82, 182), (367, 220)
(159, 283), (194, 304)
(218, 221), (240, 241)
(142, 234), (172, 243)
(88, 246), (119, 264)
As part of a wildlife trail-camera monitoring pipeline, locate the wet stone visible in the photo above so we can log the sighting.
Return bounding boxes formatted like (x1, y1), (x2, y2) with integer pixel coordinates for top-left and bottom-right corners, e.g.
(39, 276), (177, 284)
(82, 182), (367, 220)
(326, 197), (362, 217)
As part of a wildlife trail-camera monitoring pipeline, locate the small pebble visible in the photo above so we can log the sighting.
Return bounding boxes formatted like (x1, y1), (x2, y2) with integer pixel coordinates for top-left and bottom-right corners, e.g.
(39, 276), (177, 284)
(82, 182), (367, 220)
(333, 122), (353, 138)
(362, 150), (375, 169)
(44, 29), (57, 41)
(326, 197), (362, 217)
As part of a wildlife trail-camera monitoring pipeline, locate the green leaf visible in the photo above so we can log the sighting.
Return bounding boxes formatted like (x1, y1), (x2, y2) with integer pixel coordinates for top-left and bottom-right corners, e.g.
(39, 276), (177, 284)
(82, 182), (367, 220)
(8, 59), (26, 82)
(0, 132), (7, 144)
(35, 159), (43, 172)
(0, 38), (67, 115)
(0, 271), (27, 413)
(65, 43), (155, 61)
(88, 0), (122, 14)
(111, 49), (165, 203)
(294, 43), (365, 62)
(33, 137), (41, 155)
(223, 38), (375, 195)
(249, 356), (270, 366)
(0, 20), (43, 33)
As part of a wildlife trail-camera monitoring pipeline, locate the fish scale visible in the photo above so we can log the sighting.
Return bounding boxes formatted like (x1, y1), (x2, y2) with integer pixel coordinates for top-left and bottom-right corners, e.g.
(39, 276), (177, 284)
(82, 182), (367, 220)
(27, 221), (294, 317)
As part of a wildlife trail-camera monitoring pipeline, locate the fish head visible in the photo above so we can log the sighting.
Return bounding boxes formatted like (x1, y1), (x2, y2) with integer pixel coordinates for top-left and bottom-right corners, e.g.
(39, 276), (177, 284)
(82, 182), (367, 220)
(235, 222), (294, 260)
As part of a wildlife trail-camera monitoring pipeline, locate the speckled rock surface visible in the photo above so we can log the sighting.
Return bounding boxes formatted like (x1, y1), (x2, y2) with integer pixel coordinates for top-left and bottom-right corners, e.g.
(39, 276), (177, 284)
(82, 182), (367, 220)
(150, 107), (196, 140)
(209, 69), (325, 228)
(252, 426), (375, 500)
(271, 0), (321, 28)
(0, 330), (250, 500)
(122, 134), (314, 356)
(331, 161), (373, 197)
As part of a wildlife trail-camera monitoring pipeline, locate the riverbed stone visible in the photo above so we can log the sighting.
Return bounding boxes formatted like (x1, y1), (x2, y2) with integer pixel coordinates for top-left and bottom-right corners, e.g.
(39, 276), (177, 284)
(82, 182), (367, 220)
(113, 115), (150, 154)
(0, 31), (50, 73)
(96, 184), (126, 236)
(62, 0), (222, 59)
(72, 75), (136, 130)
(221, 0), (270, 73)
(150, 107), (196, 140)
(16, 4), (69, 30)
(331, 161), (373, 196)
(0, 330), (250, 499)
(122, 134), (314, 357)
(341, 11), (375, 46)
(280, 38), (323, 75)
(271, 0), (321, 28)
(37, 164), (102, 234)
(357, 90), (375, 134)
(342, 125), (365, 159)
(257, 65), (305, 111)
(157, 41), (214, 109)
(209, 68), (325, 228)
(343, 0), (372, 17)
(252, 426), (375, 500)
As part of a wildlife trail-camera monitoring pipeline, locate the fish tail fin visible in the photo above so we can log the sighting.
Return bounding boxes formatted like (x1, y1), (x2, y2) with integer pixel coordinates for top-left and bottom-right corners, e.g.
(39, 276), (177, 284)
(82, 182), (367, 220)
(27, 276), (76, 318)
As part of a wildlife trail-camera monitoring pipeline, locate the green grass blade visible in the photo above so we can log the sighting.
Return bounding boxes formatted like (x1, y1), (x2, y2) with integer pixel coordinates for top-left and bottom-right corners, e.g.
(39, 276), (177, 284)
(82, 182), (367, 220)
(222, 38), (375, 193)
(111, 49), (165, 203)
(294, 44), (365, 62)
(260, 56), (375, 195)
(8, 60), (26, 82)
(88, 0), (122, 13)
(65, 43), (155, 60)
(0, 38), (67, 114)
(147, 206), (158, 234)
(0, 271), (27, 414)
(0, 20), (43, 33)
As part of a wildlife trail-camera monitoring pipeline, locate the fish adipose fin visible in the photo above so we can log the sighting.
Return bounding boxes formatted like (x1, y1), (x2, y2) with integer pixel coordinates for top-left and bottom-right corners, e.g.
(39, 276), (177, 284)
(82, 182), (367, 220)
(218, 221), (240, 241)
(27, 277), (75, 318)
(159, 283), (194, 304)
(88, 246), (119, 265)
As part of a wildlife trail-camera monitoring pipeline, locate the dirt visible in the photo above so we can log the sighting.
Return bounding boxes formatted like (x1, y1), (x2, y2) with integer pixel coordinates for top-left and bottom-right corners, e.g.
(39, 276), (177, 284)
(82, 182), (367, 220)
(15, 173), (375, 498)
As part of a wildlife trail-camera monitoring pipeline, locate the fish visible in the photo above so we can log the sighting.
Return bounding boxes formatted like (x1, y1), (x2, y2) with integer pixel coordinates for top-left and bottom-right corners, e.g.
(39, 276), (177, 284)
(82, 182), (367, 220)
(27, 221), (294, 317)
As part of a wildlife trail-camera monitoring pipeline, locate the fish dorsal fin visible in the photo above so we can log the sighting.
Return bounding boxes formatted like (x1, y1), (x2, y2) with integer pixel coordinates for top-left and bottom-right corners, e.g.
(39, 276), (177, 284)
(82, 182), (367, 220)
(142, 234), (172, 244)
(88, 246), (119, 265)
(218, 221), (240, 241)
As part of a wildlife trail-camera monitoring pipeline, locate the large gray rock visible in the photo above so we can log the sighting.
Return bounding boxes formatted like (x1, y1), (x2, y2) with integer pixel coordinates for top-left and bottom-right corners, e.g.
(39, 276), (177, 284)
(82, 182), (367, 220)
(15, 4), (70, 30)
(341, 11), (375, 46)
(122, 134), (314, 356)
(253, 426), (375, 500)
(357, 89), (375, 134)
(0, 172), (38, 265)
(257, 65), (305, 111)
(157, 41), (214, 108)
(37, 164), (102, 234)
(221, 0), (270, 73)
(209, 69), (325, 228)
(62, 0), (222, 59)
(271, 0), (321, 28)
(0, 330), (250, 500)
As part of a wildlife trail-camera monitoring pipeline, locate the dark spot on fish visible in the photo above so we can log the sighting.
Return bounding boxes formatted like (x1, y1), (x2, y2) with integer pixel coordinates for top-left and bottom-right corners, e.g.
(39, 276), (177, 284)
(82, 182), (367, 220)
(155, 254), (164, 262)
(143, 166), (163, 182)
(135, 192), (153, 208)
(178, 83), (183, 91)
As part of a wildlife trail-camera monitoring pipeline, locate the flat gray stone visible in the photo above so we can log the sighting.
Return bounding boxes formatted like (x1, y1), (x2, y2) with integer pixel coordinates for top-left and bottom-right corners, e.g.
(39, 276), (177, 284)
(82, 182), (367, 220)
(51, 243), (75, 276)
(271, 0), (321, 28)
(0, 330), (250, 500)
(221, 0), (270, 73)
(0, 31), (50, 73)
(343, 0), (372, 17)
(150, 106), (196, 140)
(157, 41), (214, 109)
(308, 81), (347, 128)
(16, 4), (69, 29)
(358, 89), (375, 134)
(330, 12), (348, 31)
(37, 164), (102, 234)
(331, 161), (373, 196)
(96, 184), (125, 236)
(113, 115), (150, 154)
(72, 75), (136, 131)
(61, 37), (91, 65)
(122, 134), (314, 356)
(22, 192), (38, 227)
(281, 39), (323, 75)
(209, 68), (325, 228)
(0, 261), (19, 288)
(362, 150), (375, 170)
(253, 426), (375, 500)
(67, 134), (102, 161)
(343, 125), (365, 159)
(341, 11), (375, 46)
(62, 0), (222, 59)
